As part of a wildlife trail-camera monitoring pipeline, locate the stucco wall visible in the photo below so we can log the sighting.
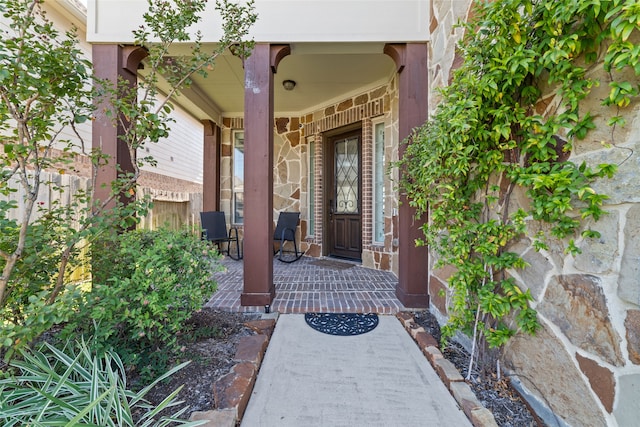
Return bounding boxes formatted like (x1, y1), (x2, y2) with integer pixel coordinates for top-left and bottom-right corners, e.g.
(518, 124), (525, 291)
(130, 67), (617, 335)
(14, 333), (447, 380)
(87, 0), (430, 44)
(429, 1), (640, 426)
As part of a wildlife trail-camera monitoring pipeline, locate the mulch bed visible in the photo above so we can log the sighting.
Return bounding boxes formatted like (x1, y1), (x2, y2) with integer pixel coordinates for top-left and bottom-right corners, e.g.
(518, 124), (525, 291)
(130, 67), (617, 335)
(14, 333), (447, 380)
(140, 309), (261, 420)
(412, 311), (542, 427)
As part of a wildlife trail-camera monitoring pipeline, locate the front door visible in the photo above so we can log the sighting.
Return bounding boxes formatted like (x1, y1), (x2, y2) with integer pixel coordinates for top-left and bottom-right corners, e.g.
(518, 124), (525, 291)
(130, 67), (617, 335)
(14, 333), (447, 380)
(327, 130), (362, 260)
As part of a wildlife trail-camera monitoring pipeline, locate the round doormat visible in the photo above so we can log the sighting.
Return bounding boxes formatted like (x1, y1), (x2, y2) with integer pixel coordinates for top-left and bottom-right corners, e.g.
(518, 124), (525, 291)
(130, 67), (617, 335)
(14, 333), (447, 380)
(304, 313), (379, 336)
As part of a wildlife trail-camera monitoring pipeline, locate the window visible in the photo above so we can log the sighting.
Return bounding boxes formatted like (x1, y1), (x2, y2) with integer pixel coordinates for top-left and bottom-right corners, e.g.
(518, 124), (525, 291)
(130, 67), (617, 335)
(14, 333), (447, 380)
(373, 121), (385, 243)
(308, 138), (315, 236)
(233, 131), (244, 224)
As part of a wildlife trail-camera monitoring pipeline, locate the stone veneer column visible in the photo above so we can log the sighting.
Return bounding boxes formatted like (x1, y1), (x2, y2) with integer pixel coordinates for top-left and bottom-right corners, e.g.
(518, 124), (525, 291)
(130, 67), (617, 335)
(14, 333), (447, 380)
(384, 43), (430, 307)
(240, 44), (290, 307)
(202, 120), (221, 211)
(92, 44), (148, 208)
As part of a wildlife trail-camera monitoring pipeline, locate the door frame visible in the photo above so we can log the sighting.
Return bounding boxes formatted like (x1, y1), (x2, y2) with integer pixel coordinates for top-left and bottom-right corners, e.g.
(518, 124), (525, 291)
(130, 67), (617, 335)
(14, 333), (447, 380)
(323, 125), (363, 260)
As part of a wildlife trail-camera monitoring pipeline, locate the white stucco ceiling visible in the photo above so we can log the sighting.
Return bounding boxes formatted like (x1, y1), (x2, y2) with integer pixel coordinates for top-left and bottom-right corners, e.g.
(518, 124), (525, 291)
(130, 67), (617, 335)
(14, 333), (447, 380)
(50, 0), (420, 121)
(69, 0), (421, 123)
(167, 42), (397, 121)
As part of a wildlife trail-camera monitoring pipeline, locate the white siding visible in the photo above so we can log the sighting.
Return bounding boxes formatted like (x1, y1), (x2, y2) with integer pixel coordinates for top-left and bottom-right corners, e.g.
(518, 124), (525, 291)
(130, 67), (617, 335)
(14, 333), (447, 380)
(1, 1), (93, 154)
(139, 104), (204, 185)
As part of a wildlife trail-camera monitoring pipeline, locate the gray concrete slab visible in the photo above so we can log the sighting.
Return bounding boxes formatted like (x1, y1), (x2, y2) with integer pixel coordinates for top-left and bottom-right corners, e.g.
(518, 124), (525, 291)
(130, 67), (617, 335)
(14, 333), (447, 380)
(241, 314), (471, 427)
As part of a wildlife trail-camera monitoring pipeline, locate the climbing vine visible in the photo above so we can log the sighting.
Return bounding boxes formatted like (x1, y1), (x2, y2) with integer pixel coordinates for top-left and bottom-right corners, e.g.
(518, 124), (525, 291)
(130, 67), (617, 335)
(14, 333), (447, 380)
(398, 0), (638, 357)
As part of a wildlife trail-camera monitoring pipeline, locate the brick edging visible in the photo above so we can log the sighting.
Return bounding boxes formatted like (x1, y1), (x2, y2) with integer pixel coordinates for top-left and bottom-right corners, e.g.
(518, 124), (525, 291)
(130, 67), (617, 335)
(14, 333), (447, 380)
(189, 313), (278, 427)
(396, 312), (499, 427)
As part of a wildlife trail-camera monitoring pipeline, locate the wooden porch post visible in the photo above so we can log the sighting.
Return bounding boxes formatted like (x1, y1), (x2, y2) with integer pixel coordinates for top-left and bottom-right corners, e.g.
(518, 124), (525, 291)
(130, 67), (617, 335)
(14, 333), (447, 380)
(92, 44), (147, 208)
(240, 44), (291, 306)
(384, 43), (430, 308)
(202, 120), (221, 212)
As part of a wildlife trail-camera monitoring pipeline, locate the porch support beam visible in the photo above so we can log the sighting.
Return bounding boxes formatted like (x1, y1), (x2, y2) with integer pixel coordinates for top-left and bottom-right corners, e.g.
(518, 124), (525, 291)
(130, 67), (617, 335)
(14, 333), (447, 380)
(384, 43), (430, 308)
(92, 44), (148, 209)
(240, 44), (291, 307)
(202, 120), (221, 211)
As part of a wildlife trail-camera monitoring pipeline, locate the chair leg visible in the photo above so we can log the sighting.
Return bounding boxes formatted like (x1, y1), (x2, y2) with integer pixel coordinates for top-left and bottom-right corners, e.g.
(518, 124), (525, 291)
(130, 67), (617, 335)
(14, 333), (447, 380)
(276, 239), (303, 263)
(225, 240), (233, 259)
(292, 239), (303, 262)
(225, 240), (240, 260)
(292, 239), (300, 259)
(278, 239), (285, 261)
(234, 239), (242, 260)
(227, 229), (242, 260)
(274, 231), (286, 261)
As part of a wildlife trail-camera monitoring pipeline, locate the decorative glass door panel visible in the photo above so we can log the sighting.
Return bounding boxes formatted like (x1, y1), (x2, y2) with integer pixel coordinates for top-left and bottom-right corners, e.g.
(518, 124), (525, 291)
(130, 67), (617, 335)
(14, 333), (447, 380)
(335, 137), (359, 214)
(328, 130), (362, 260)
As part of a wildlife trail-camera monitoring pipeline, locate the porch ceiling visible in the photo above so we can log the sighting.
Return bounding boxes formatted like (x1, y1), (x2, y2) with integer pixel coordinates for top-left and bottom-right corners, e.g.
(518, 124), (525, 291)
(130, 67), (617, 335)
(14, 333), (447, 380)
(160, 42), (397, 121)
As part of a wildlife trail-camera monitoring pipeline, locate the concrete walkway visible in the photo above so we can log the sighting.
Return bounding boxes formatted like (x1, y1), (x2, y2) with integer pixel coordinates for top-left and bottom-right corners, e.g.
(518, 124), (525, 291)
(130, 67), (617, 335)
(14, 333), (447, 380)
(241, 314), (471, 427)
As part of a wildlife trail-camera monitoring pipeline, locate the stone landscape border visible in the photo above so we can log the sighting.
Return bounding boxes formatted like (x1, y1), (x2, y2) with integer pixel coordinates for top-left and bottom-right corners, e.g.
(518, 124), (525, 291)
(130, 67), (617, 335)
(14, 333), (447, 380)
(188, 312), (498, 427)
(395, 312), (498, 427)
(189, 312), (278, 426)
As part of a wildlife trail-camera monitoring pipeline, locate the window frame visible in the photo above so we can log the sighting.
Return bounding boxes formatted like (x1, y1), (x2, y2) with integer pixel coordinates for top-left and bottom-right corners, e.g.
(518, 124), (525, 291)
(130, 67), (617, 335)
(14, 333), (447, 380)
(232, 130), (244, 225)
(372, 119), (386, 244)
(307, 137), (316, 237)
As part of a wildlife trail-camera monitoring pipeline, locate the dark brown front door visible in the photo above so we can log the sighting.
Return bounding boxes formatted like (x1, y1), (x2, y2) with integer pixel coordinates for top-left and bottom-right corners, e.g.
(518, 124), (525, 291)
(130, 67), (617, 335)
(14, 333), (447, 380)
(327, 129), (362, 260)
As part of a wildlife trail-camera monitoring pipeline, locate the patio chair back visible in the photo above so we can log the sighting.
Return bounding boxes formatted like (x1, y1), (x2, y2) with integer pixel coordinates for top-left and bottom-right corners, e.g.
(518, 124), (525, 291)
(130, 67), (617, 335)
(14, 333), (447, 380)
(201, 211), (228, 241)
(200, 211), (242, 260)
(273, 212), (303, 263)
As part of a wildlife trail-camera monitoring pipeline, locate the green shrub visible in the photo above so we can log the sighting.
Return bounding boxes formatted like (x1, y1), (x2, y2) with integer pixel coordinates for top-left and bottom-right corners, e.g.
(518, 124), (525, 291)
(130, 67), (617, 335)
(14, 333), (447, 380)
(0, 337), (205, 426)
(0, 213), (86, 359)
(65, 228), (220, 380)
(0, 0), (255, 366)
(0, 285), (82, 361)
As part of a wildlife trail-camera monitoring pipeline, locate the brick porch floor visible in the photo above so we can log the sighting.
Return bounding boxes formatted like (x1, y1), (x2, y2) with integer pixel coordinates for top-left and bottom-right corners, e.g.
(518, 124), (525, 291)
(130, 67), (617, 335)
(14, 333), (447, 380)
(205, 256), (408, 314)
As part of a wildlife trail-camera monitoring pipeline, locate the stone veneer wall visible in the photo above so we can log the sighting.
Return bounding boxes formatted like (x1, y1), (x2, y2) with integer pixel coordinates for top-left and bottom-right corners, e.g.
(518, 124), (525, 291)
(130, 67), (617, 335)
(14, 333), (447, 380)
(429, 1), (640, 426)
(219, 82), (400, 272)
(219, 117), (302, 247)
(302, 82), (400, 273)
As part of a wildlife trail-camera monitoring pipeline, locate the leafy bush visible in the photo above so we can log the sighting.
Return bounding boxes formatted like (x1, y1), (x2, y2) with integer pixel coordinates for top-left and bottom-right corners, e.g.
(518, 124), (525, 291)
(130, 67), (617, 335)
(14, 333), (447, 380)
(0, 338), (205, 426)
(64, 228), (220, 379)
(0, 213), (87, 359)
(0, 285), (82, 361)
(0, 0), (255, 365)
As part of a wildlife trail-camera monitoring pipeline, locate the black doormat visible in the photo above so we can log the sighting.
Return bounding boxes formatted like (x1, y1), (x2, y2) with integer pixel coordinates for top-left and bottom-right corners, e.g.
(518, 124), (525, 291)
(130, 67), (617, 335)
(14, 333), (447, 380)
(304, 313), (379, 336)
(309, 259), (356, 270)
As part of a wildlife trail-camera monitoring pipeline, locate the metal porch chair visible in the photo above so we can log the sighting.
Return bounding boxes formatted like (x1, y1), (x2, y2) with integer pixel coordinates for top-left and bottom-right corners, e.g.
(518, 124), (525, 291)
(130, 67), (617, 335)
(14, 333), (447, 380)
(200, 211), (242, 260)
(273, 212), (304, 263)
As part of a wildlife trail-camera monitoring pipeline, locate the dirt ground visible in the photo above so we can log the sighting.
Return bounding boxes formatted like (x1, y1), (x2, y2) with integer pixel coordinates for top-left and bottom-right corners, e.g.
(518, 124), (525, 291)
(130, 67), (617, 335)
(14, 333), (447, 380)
(142, 309), (261, 420)
(146, 308), (541, 426)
